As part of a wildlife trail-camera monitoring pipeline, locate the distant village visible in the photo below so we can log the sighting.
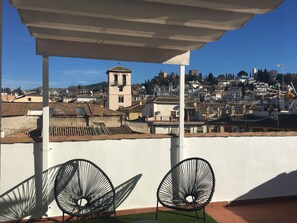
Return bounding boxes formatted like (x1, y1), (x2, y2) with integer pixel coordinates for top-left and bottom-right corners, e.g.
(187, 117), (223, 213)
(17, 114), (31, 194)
(2, 66), (297, 139)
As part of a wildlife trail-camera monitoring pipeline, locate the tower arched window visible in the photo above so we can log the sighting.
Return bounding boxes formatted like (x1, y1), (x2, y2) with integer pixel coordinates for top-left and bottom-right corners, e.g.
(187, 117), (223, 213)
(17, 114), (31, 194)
(114, 74), (118, 85)
(123, 75), (126, 85)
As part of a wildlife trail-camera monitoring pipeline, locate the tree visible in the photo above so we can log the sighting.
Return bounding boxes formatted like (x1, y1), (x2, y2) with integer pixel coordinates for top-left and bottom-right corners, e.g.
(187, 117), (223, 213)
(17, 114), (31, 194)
(207, 72), (214, 83)
(257, 69), (270, 83)
(198, 73), (203, 82)
(14, 87), (24, 95)
(227, 73), (235, 80)
(1, 87), (11, 93)
(217, 74), (225, 79)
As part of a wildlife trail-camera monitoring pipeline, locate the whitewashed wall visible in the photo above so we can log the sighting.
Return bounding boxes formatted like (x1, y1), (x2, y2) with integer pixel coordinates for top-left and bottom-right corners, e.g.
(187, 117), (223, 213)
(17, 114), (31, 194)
(47, 138), (172, 216)
(185, 136), (297, 202)
(1, 135), (297, 221)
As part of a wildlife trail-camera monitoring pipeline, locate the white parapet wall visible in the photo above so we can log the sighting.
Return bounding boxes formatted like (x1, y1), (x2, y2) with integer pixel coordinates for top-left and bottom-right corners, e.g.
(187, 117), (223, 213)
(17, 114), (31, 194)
(184, 136), (297, 202)
(1, 135), (297, 221)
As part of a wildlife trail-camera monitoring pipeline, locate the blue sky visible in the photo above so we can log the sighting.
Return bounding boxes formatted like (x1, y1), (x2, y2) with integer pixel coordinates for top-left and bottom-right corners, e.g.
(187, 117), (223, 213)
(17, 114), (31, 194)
(2, 0), (297, 90)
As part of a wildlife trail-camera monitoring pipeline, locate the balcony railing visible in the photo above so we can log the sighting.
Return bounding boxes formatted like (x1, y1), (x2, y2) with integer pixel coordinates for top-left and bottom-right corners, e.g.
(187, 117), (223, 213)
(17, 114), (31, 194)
(146, 115), (179, 122)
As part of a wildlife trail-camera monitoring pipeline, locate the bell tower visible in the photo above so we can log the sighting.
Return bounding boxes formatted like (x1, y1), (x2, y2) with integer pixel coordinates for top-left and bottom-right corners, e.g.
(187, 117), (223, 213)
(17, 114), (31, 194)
(106, 66), (132, 110)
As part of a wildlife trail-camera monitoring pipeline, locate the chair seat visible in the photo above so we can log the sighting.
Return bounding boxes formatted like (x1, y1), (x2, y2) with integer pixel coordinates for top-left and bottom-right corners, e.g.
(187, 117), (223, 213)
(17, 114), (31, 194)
(54, 159), (116, 218)
(156, 157), (215, 222)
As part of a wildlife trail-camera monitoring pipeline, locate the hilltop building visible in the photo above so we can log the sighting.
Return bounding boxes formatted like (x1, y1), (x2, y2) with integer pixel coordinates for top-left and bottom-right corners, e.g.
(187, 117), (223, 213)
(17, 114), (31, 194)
(158, 70), (168, 78)
(189, 69), (198, 76)
(106, 66), (132, 110)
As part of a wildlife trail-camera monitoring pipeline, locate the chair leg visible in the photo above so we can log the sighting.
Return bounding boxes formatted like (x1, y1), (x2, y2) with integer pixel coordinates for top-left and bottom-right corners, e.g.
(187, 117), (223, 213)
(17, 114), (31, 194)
(194, 208), (205, 223)
(113, 202), (117, 223)
(155, 201), (159, 220)
(202, 207), (206, 223)
(194, 209), (200, 223)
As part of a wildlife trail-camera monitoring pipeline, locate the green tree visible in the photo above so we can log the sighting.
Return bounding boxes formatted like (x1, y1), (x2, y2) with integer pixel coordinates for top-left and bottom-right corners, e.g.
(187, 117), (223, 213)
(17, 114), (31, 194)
(198, 73), (202, 82)
(2, 87), (11, 93)
(207, 73), (214, 83)
(15, 87), (24, 95)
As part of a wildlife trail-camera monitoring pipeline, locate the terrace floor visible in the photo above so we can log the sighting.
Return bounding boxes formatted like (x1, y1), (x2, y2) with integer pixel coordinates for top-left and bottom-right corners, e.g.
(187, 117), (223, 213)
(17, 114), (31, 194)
(206, 197), (297, 223)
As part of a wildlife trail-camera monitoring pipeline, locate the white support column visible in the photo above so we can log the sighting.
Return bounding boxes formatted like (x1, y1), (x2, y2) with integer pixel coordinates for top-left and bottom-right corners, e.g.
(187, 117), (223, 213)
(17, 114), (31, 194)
(41, 55), (49, 214)
(42, 55), (49, 161)
(178, 65), (185, 161)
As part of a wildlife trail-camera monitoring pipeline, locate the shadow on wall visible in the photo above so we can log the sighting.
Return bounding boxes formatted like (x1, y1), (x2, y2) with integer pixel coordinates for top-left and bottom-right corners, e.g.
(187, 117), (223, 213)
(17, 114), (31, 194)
(222, 170), (297, 222)
(0, 162), (142, 221)
(114, 174), (142, 209)
(0, 164), (60, 221)
(230, 170), (297, 203)
(170, 137), (179, 168)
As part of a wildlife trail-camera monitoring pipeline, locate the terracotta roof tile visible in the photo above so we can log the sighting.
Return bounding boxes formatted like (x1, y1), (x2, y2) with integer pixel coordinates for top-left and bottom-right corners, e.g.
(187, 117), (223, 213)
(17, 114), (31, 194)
(49, 126), (99, 137)
(87, 103), (123, 116)
(1, 102), (122, 117)
(146, 97), (179, 104)
(1, 102), (42, 116)
(107, 66), (131, 73)
(118, 103), (145, 112)
(27, 125), (134, 137)
(107, 125), (133, 135)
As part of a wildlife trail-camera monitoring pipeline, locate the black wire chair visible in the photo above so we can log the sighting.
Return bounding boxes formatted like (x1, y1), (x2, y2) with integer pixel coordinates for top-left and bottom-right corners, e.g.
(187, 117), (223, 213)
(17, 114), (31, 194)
(54, 159), (116, 221)
(156, 157), (215, 223)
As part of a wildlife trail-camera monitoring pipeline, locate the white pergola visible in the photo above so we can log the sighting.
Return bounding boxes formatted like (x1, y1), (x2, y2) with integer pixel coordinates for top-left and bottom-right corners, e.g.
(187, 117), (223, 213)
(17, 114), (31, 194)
(2, 0), (283, 163)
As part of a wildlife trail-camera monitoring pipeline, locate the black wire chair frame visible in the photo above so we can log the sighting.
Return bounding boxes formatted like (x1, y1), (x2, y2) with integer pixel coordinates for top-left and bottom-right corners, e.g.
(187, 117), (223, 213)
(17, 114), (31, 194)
(54, 159), (116, 221)
(156, 157), (215, 223)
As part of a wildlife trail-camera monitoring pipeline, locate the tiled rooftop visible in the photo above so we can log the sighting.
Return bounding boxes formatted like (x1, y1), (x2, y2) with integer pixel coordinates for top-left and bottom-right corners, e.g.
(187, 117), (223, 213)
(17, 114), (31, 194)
(32, 125), (135, 137)
(1, 102), (123, 117)
(118, 103), (146, 112)
(209, 113), (297, 130)
(107, 66), (132, 73)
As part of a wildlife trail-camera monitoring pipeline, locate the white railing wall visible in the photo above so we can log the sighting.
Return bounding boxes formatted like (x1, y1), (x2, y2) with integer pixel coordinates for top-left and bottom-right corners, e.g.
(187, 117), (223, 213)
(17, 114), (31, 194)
(185, 136), (297, 202)
(1, 135), (297, 220)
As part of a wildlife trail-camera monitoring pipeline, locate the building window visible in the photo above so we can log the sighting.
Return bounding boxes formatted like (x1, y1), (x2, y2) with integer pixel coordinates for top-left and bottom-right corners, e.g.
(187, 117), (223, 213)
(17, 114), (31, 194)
(185, 128), (191, 133)
(123, 75), (127, 85)
(76, 107), (86, 117)
(170, 111), (176, 117)
(114, 74), (118, 85)
(119, 96), (124, 103)
(150, 109), (154, 117)
(119, 86), (123, 92)
(196, 126), (204, 133)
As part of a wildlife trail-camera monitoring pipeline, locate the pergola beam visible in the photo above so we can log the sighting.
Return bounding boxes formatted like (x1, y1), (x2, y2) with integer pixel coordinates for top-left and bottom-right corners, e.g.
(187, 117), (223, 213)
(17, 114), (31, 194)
(36, 39), (190, 65)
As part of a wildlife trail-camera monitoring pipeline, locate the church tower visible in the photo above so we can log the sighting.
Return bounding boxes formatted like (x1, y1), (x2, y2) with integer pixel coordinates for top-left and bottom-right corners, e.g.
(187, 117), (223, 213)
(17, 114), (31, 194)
(106, 66), (132, 110)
